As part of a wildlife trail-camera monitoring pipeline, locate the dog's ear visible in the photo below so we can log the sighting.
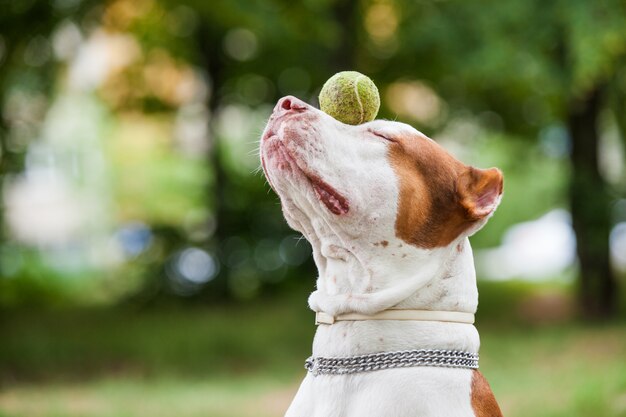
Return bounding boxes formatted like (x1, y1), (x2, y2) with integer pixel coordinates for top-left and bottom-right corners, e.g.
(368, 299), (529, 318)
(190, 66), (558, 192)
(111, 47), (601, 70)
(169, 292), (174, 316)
(456, 167), (503, 220)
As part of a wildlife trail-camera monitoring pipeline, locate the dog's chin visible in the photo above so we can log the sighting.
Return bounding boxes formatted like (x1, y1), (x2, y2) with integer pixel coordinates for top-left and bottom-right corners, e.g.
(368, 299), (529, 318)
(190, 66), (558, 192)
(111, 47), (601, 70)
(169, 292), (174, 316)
(261, 135), (350, 216)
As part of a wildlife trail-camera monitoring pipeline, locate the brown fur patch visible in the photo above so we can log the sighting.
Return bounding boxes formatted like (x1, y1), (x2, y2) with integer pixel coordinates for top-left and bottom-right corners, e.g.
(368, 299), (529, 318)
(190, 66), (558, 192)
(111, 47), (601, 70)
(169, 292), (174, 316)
(389, 134), (468, 248)
(388, 133), (502, 248)
(471, 370), (503, 417)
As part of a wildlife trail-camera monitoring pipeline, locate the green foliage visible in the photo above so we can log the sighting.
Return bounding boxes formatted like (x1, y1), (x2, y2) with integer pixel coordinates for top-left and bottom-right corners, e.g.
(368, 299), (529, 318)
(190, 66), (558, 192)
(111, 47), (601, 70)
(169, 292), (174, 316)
(0, 0), (625, 307)
(466, 133), (570, 247)
(0, 293), (313, 380)
(389, 0), (626, 132)
(106, 115), (210, 225)
(0, 248), (147, 308)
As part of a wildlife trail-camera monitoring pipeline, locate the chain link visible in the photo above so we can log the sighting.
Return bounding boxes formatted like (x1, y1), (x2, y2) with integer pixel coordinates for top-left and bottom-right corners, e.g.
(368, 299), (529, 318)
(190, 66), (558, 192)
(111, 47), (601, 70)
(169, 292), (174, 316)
(305, 349), (478, 376)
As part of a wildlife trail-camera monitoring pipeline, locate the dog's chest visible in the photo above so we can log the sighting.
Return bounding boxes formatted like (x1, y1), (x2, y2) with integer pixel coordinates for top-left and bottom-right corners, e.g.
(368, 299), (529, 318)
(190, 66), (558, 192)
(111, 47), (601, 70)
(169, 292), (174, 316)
(286, 367), (476, 417)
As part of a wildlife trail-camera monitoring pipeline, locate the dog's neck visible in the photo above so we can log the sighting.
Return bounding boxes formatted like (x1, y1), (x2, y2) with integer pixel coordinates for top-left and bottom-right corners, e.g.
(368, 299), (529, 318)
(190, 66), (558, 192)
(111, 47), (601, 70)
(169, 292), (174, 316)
(395, 237), (478, 312)
(307, 237), (481, 357)
(308, 236), (478, 316)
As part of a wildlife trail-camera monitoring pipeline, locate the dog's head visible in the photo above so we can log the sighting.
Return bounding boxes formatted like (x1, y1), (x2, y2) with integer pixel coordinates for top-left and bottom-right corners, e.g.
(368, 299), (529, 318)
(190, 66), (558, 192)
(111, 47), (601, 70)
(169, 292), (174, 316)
(260, 96), (502, 251)
(260, 96), (502, 313)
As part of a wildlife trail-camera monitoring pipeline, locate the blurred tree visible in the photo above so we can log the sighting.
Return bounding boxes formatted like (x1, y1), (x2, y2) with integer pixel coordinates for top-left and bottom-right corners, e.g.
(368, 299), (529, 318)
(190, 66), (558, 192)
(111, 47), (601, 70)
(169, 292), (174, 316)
(0, 0), (59, 253)
(130, 0), (625, 310)
(1, 0), (623, 312)
(387, 0), (626, 318)
(159, 0), (363, 300)
(0, 0), (99, 279)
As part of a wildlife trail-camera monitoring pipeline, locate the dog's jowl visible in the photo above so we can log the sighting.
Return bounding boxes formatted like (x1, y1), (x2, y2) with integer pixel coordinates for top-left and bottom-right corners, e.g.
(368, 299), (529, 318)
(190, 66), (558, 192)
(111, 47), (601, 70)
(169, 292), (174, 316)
(260, 96), (504, 417)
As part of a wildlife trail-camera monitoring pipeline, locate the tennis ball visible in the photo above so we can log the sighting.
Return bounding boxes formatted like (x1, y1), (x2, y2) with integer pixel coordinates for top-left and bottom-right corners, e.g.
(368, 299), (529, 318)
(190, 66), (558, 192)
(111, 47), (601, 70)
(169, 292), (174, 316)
(318, 71), (380, 125)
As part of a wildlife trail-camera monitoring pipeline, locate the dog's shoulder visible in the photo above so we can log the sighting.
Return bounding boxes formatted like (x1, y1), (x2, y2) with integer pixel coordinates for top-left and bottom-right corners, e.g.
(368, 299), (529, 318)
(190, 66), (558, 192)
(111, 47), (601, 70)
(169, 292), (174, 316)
(471, 370), (504, 417)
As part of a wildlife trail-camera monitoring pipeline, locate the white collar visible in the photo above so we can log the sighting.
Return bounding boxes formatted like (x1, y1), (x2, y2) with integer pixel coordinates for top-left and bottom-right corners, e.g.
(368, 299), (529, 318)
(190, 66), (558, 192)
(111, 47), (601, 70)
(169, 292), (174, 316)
(315, 309), (475, 325)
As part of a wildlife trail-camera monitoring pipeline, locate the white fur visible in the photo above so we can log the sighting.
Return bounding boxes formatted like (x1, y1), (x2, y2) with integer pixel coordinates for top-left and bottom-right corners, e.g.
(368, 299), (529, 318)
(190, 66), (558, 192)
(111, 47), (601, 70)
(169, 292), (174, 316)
(260, 96), (497, 417)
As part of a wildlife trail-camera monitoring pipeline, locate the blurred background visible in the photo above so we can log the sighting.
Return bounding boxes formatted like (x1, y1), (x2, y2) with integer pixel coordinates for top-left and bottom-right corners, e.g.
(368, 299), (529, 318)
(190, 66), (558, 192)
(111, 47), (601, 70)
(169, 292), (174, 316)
(0, 0), (625, 416)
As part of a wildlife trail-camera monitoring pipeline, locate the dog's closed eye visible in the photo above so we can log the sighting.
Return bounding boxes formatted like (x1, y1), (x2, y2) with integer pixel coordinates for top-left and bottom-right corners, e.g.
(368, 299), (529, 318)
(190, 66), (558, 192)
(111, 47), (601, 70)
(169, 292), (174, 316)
(369, 130), (395, 143)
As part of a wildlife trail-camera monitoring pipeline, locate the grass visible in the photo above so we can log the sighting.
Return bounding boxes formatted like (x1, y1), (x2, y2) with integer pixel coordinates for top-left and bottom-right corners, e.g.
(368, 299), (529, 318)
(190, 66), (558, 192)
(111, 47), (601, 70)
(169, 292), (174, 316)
(479, 323), (626, 417)
(1, 282), (626, 417)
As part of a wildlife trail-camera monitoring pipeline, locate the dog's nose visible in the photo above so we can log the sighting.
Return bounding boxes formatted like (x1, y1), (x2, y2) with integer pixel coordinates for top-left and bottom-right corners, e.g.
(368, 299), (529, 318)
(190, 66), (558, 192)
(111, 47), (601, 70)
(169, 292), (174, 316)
(276, 96), (308, 114)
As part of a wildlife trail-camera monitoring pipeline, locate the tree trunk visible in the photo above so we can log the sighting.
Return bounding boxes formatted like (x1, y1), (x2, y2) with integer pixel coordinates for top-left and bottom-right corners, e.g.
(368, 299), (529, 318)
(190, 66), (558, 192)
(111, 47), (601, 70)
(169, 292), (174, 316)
(567, 86), (617, 319)
(195, 23), (231, 299)
(612, 76), (626, 153)
(331, 0), (359, 71)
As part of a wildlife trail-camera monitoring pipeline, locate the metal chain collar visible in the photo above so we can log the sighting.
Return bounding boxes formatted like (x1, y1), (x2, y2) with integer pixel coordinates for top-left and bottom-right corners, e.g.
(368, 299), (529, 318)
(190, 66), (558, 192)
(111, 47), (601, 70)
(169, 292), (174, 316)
(305, 349), (479, 376)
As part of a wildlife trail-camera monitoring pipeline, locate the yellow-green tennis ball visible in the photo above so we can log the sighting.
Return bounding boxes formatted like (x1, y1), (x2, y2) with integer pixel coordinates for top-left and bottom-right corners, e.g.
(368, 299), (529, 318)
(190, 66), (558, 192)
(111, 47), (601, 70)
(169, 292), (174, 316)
(319, 71), (380, 125)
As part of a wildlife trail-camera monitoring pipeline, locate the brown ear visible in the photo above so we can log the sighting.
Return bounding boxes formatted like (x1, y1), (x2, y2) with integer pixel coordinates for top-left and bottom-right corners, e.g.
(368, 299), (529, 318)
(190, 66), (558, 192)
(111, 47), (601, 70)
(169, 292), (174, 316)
(457, 167), (504, 220)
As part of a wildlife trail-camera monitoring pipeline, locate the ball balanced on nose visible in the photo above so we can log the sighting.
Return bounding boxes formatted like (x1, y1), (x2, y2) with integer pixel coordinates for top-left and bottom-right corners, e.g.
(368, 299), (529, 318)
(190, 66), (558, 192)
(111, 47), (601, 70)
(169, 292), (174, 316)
(318, 71), (380, 125)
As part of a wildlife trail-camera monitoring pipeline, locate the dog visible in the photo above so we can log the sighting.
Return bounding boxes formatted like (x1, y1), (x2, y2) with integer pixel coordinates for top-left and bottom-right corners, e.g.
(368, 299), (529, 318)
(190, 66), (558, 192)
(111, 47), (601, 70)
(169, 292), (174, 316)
(260, 95), (504, 417)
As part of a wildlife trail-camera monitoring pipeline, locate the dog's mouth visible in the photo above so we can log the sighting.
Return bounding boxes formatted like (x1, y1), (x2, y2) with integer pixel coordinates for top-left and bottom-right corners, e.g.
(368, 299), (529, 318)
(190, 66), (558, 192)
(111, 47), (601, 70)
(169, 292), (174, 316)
(262, 132), (350, 216)
(310, 176), (350, 215)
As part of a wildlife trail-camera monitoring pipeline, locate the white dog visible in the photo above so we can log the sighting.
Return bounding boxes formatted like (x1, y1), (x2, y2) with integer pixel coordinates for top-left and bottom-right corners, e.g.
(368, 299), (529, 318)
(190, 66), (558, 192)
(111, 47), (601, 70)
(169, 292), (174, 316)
(260, 96), (504, 417)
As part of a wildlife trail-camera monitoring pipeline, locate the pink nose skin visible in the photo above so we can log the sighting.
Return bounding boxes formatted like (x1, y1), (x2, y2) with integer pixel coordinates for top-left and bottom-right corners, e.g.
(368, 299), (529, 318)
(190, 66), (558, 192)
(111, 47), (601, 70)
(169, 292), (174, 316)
(275, 96), (308, 115)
